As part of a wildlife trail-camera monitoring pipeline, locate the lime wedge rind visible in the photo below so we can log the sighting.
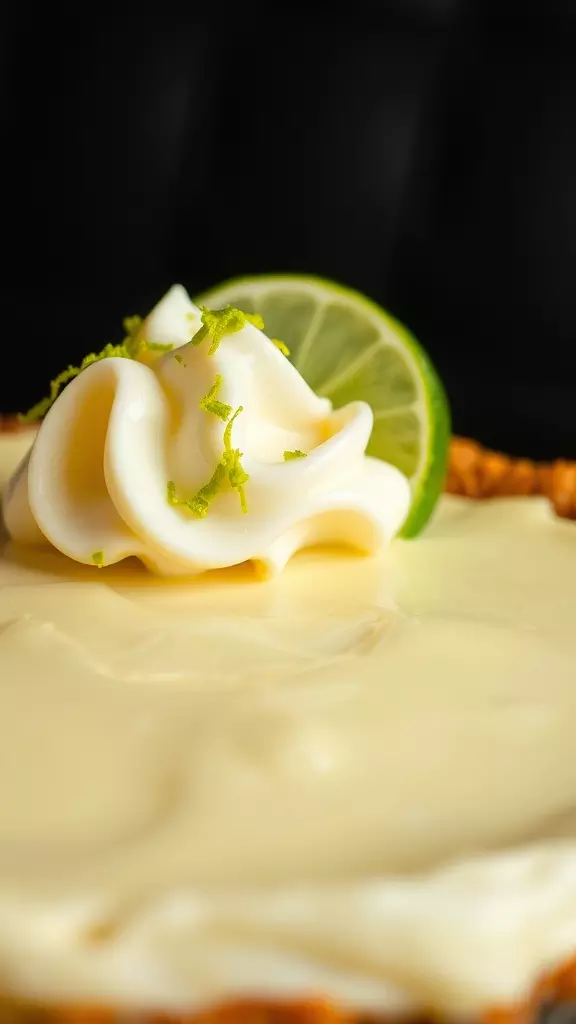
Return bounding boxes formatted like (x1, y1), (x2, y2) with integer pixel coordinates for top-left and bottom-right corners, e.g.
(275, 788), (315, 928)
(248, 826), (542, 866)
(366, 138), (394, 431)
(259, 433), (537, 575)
(387, 311), (451, 537)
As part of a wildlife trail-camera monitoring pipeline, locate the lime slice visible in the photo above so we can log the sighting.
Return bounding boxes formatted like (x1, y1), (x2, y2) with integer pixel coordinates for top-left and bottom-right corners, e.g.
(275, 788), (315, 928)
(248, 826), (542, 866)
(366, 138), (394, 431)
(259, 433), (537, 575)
(196, 275), (450, 537)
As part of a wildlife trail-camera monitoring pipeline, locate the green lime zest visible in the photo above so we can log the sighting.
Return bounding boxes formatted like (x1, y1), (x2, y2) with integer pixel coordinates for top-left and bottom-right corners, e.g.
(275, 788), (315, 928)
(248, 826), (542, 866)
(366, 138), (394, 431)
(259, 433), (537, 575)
(122, 316), (145, 358)
(245, 312), (264, 329)
(92, 550), (105, 569)
(167, 478), (205, 517)
(167, 406), (249, 519)
(168, 461), (227, 519)
(283, 449), (307, 460)
(196, 461), (228, 514)
(123, 315), (174, 355)
(222, 405), (249, 513)
(272, 339), (290, 356)
(199, 374), (233, 422)
(19, 343), (132, 423)
(190, 306), (264, 355)
(19, 315), (175, 424)
(222, 404), (242, 450)
(144, 340), (175, 351)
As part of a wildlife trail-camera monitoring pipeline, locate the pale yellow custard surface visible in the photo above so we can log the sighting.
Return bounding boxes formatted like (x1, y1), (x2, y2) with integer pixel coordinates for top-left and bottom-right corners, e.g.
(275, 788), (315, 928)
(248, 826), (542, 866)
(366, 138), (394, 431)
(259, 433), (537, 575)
(1, 432), (576, 1017)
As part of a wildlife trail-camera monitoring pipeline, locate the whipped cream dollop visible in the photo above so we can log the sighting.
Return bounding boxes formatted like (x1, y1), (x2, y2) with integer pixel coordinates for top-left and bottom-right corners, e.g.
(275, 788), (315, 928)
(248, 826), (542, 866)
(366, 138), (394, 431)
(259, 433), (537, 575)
(3, 286), (410, 576)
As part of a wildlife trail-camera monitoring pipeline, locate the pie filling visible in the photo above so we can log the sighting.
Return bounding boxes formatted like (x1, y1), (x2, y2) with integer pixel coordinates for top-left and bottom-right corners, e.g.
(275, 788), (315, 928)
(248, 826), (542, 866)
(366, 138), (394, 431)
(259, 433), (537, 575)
(1, 432), (576, 1019)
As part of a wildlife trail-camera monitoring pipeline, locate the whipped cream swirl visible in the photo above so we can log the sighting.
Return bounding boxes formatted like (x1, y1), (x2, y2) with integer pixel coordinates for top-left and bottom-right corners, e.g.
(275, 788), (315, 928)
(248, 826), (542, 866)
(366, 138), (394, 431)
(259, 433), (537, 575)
(3, 286), (410, 576)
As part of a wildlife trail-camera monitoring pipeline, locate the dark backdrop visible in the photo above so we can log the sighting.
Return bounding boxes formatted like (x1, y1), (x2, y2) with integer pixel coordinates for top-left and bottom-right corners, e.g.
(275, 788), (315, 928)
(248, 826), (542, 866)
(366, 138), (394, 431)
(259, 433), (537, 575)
(3, 4), (576, 459)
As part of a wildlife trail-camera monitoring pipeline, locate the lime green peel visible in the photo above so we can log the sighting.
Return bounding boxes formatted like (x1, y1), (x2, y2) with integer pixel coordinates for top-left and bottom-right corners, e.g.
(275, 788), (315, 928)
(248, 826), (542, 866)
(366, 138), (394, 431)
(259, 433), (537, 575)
(168, 465), (226, 520)
(20, 300), (282, 425)
(284, 449), (307, 460)
(19, 315), (174, 424)
(273, 339), (290, 356)
(168, 405), (249, 519)
(20, 344), (130, 424)
(222, 406), (249, 513)
(199, 374), (233, 422)
(196, 275), (451, 537)
(122, 315), (174, 354)
(189, 305), (264, 355)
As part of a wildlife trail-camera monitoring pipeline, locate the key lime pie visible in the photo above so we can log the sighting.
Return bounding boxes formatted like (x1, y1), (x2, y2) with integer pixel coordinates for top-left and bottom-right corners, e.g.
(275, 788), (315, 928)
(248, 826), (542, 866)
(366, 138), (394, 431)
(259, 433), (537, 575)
(1, 277), (575, 1024)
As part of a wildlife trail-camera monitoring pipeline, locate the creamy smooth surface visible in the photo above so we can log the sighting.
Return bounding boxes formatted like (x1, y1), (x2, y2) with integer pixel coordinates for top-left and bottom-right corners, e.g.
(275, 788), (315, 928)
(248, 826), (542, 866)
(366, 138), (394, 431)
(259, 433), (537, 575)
(1, 433), (576, 1016)
(2, 286), (409, 577)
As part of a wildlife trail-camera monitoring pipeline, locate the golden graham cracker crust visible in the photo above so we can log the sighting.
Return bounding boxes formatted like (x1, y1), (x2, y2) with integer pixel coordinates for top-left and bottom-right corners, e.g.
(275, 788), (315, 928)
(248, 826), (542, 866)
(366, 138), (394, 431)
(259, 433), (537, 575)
(0, 420), (575, 1022)
(4, 958), (576, 1022)
(1, 953), (576, 1024)
(446, 436), (576, 518)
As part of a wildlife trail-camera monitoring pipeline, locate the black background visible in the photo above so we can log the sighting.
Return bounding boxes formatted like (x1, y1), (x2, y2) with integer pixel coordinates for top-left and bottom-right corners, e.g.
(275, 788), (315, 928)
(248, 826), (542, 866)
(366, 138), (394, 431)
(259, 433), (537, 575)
(3, 3), (576, 459)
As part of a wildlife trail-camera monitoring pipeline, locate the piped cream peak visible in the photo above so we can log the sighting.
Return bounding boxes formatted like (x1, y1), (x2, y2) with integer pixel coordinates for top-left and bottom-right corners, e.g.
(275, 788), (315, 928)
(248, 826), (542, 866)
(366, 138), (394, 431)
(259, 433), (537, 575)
(5, 284), (410, 576)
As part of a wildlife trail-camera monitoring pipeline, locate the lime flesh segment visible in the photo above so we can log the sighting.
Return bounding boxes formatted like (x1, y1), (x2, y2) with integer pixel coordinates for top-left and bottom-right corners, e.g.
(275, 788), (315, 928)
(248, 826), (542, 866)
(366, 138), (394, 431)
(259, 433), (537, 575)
(195, 275), (450, 537)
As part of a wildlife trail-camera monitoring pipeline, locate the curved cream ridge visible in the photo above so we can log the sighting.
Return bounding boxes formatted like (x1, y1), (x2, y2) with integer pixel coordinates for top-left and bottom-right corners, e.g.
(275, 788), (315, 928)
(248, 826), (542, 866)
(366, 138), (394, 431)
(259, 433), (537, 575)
(2, 285), (410, 576)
